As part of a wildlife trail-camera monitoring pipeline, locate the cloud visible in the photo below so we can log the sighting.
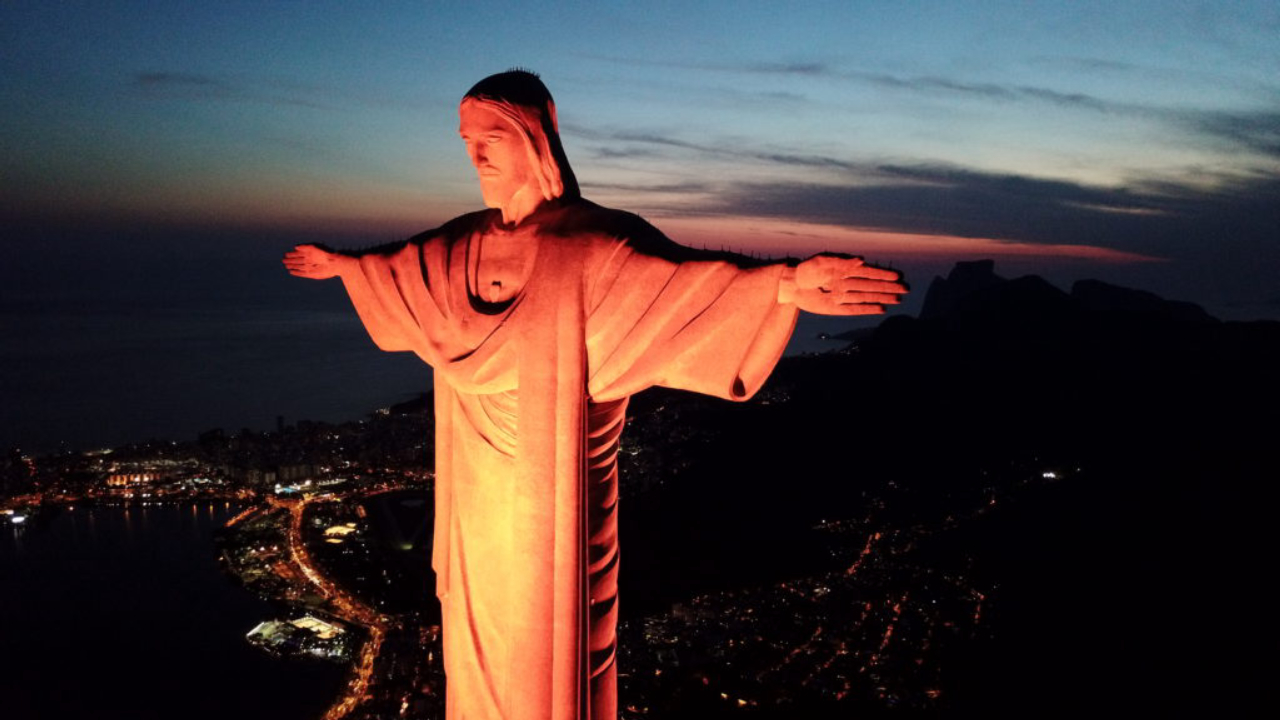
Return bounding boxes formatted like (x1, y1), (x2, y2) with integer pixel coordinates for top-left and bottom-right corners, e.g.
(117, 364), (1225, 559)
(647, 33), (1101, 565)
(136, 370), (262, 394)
(564, 123), (878, 175)
(742, 61), (831, 76)
(589, 146), (663, 160)
(135, 72), (221, 88)
(131, 70), (330, 110)
(1038, 56), (1143, 74)
(595, 54), (1139, 115)
(1184, 109), (1280, 157)
(570, 103), (1280, 248)
(766, 66), (1138, 116)
(661, 162), (1278, 315)
(583, 180), (713, 195)
(703, 162), (1279, 267)
(133, 71), (233, 101)
(754, 90), (810, 104)
(806, 67), (1280, 155)
(1058, 201), (1171, 217)
(566, 118), (1215, 258)
(587, 54), (1280, 178)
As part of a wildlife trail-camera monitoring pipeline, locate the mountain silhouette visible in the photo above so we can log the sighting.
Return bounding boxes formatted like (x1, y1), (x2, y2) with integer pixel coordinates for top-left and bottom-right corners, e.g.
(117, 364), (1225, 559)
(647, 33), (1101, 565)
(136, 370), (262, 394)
(620, 260), (1278, 717)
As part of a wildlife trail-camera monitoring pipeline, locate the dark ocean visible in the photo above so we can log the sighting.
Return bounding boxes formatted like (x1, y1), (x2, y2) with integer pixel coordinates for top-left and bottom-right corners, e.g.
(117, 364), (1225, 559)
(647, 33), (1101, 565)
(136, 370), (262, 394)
(1, 224), (430, 453)
(0, 503), (346, 720)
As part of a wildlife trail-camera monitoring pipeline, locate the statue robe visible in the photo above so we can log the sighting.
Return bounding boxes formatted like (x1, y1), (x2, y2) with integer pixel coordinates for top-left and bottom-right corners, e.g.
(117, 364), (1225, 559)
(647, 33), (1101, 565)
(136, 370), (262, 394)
(338, 198), (798, 720)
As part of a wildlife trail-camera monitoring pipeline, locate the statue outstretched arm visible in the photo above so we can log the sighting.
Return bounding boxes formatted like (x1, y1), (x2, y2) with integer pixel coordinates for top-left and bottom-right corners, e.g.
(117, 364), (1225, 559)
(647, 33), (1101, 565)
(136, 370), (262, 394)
(777, 253), (908, 316)
(282, 244), (360, 280)
(597, 212), (905, 316)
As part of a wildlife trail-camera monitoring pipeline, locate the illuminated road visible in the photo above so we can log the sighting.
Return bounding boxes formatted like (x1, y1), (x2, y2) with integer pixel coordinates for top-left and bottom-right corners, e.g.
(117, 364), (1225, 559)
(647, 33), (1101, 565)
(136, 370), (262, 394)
(271, 494), (390, 720)
(222, 505), (259, 528)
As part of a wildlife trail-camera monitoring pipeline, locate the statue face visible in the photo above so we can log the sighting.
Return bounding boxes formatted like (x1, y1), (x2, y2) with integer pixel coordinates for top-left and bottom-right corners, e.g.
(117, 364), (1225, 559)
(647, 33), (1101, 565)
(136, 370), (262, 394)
(459, 101), (535, 210)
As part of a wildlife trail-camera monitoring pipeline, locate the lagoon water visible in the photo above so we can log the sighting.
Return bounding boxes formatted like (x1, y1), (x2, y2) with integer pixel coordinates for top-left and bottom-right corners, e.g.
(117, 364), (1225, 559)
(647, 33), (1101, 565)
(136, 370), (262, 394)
(0, 503), (345, 720)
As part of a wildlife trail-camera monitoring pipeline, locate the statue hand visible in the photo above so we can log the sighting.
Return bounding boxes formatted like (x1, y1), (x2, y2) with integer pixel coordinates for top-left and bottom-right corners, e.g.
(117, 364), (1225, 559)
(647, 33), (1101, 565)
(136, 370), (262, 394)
(780, 253), (907, 316)
(283, 244), (351, 280)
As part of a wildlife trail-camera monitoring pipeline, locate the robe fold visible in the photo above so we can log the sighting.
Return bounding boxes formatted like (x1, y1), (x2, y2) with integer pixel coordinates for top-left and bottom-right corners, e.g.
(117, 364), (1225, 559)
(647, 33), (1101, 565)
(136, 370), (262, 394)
(338, 198), (798, 720)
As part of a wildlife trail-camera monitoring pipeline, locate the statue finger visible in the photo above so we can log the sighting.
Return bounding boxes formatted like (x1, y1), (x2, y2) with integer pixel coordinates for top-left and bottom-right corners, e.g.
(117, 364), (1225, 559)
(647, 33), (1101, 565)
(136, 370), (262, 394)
(834, 278), (908, 294)
(844, 291), (902, 305)
(832, 302), (886, 316)
(842, 265), (900, 281)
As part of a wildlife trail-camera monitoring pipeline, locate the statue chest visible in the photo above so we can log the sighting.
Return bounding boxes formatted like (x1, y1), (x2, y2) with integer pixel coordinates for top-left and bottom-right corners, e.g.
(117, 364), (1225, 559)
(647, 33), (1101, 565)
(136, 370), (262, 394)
(468, 225), (540, 304)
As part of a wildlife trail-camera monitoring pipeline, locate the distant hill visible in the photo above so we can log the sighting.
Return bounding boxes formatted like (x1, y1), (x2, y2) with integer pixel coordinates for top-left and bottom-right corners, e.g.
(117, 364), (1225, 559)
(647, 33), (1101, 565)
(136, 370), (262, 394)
(620, 259), (1279, 717)
(921, 258), (1217, 325)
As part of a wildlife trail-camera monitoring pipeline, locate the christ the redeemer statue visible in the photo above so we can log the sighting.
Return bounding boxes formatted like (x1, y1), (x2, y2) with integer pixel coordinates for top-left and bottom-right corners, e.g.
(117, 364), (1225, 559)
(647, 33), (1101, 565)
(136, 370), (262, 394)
(284, 70), (906, 720)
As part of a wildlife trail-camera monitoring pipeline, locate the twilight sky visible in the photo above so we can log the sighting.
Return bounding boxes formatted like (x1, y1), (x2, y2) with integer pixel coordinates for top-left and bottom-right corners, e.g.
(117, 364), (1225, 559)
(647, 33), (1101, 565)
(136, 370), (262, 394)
(2, 0), (1278, 316)
(1, 2), (1278, 451)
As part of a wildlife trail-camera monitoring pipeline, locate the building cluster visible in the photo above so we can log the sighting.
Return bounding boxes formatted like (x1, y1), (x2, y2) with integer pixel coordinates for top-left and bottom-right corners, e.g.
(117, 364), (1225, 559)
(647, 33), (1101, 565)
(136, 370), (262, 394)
(1, 395), (434, 515)
(246, 615), (356, 662)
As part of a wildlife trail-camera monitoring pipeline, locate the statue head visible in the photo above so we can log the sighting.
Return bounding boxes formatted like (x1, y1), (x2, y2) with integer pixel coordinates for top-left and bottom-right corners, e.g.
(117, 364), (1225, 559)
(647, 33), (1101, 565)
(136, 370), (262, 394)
(460, 70), (580, 215)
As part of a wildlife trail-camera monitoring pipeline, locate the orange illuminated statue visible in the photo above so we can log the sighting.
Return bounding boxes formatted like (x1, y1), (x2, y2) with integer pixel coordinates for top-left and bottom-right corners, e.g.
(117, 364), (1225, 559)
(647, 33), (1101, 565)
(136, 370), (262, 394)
(284, 70), (906, 720)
